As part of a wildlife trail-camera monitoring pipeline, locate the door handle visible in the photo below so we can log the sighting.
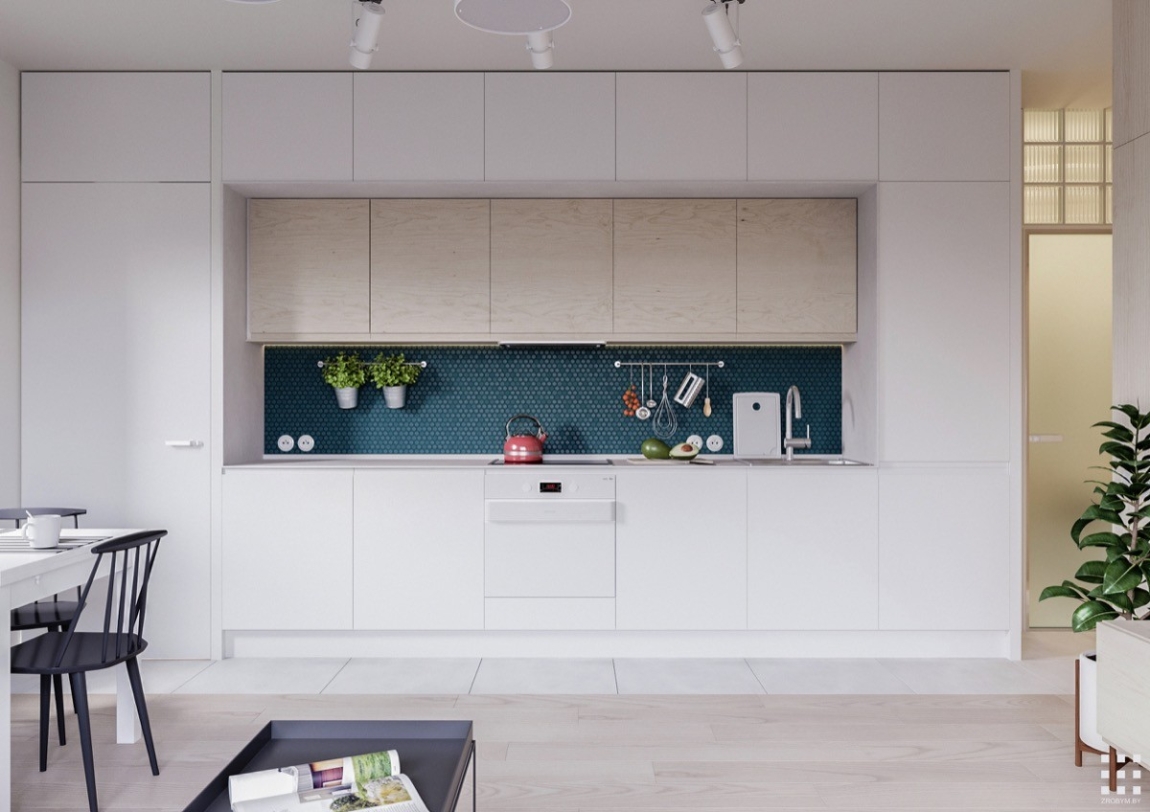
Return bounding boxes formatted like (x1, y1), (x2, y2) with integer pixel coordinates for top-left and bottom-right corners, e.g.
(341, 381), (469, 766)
(1028, 434), (1064, 443)
(165, 440), (204, 448)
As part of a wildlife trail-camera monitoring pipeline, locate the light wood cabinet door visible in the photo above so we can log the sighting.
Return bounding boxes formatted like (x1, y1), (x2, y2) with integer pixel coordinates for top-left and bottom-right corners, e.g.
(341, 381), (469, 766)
(737, 199), (857, 334)
(248, 199), (370, 336)
(491, 199), (613, 334)
(222, 73), (353, 181)
(614, 199), (737, 334)
(370, 200), (490, 334)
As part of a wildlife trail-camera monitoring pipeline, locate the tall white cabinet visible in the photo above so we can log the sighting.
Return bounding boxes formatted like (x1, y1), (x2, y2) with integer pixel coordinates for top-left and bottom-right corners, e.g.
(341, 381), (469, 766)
(21, 72), (212, 659)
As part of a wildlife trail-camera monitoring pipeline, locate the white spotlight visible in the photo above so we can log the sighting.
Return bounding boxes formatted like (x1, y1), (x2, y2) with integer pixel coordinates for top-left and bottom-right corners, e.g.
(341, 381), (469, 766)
(702, 3), (744, 70)
(526, 30), (554, 70)
(350, 2), (385, 70)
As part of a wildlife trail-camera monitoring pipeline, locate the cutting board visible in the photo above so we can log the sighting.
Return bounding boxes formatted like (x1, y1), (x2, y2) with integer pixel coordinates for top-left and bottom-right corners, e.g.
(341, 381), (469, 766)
(733, 392), (781, 458)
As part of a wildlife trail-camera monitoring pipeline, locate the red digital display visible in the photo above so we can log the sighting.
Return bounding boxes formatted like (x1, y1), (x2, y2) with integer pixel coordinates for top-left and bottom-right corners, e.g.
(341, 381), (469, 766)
(539, 482), (562, 493)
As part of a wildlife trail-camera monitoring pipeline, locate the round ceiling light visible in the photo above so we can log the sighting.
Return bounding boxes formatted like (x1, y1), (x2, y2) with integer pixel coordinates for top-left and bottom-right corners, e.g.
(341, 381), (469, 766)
(453, 0), (571, 35)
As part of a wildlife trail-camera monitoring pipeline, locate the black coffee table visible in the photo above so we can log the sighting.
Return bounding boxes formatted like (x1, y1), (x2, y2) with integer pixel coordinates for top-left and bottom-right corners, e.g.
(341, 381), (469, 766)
(182, 720), (475, 812)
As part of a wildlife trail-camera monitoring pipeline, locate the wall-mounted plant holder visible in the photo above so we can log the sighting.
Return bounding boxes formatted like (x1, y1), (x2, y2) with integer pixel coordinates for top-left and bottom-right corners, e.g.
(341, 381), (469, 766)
(318, 356), (428, 410)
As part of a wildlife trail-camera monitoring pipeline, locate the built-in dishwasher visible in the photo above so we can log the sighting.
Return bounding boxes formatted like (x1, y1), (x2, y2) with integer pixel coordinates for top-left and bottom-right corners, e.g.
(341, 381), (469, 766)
(483, 469), (616, 630)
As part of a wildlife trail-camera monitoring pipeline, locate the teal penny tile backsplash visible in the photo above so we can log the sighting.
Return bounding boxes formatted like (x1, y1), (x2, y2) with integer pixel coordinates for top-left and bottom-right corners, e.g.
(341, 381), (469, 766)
(264, 345), (842, 456)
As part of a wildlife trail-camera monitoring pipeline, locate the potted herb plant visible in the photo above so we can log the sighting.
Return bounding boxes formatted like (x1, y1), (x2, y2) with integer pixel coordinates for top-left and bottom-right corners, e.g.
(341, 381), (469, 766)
(370, 352), (421, 409)
(1039, 404), (1150, 764)
(320, 352), (367, 409)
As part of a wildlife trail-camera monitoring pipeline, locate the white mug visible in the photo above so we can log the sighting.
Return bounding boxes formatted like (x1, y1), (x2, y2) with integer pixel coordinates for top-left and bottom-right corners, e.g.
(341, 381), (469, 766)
(22, 514), (62, 549)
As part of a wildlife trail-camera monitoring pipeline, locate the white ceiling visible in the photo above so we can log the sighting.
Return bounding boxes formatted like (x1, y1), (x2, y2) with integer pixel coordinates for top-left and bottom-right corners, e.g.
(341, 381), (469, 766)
(0, 0), (1112, 108)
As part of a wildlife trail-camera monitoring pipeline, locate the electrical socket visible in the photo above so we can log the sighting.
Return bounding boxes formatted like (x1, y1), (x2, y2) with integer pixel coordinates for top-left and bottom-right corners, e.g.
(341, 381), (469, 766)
(277, 435), (295, 453)
(298, 435), (315, 453)
(706, 434), (724, 452)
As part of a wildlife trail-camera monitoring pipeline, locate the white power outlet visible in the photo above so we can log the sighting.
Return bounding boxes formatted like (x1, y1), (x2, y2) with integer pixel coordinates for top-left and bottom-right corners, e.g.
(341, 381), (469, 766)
(298, 435), (315, 453)
(706, 434), (724, 452)
(277, 435), (295, 452)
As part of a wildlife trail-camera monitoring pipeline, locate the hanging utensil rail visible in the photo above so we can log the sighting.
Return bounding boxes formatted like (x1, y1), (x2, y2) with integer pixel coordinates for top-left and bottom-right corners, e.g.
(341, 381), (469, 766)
(613, 360), (724, 369)
(317, 360), (428, 369)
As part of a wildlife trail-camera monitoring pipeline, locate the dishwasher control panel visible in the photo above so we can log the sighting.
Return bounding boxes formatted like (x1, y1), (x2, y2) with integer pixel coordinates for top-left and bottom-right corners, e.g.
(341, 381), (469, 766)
(539, 481), (562, 493)
(485, 471), (615, 499)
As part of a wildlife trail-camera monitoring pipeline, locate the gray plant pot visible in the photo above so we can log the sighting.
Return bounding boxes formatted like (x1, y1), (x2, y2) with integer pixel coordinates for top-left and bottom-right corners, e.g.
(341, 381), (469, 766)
(335, 387), (359, 409)
(383, 385), (407, 409)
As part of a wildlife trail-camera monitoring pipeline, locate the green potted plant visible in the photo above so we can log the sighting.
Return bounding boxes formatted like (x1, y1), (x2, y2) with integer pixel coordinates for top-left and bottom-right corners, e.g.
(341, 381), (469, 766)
(370, 352), (421, 409)
(1039, 404), (1150, 764)
(320, 352), (367, 409)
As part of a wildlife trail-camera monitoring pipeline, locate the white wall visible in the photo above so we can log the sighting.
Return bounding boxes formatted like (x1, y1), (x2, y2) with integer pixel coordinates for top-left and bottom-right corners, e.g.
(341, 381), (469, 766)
(0, 58), (18, 506)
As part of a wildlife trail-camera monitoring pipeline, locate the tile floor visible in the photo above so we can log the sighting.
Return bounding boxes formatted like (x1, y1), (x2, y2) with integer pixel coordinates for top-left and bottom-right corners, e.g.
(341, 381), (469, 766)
(11, 630), (1096, 696)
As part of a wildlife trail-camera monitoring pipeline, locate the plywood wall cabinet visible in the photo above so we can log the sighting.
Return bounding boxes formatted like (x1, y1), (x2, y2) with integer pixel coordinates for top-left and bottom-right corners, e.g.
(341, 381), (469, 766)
(22, 72), (211, 182)
(222, 73), (353, 181)
(491, 199), (613, 334)
(353, 73), (484, 181)
(614, 199), (738, 333)
(737, 199), (857, 334)
(616, 73), (747, 181)
(222, 469), (354, 630)
(248, 199), (370, 336)
(485, 73), (616, 181)
(748, 72), (879, 181)
(370, 200), (490, 334)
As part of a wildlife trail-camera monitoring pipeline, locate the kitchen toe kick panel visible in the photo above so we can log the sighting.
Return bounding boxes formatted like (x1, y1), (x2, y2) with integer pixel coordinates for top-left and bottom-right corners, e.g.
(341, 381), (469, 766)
(485, 598), (616, 630)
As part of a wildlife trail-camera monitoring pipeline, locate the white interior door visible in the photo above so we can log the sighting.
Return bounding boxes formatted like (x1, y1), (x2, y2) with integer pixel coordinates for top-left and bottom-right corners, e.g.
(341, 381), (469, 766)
(21, 183), (211, 658)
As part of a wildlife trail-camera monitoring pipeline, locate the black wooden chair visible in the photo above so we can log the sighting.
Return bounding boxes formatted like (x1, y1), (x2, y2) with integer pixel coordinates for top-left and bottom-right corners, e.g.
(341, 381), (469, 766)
(11, 529), (167, 812)
(3, 506), (88, 747)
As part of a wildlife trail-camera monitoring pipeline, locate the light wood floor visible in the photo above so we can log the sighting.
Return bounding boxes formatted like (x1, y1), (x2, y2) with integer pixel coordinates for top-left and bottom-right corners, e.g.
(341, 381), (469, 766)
(10, 691), (1121, 811)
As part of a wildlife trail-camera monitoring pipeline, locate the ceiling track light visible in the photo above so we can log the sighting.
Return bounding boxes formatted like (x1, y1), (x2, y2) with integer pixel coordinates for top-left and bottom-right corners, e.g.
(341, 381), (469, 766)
(703, 0), (746, 70)
(349, 0), (385, 70)
(454, 0), (572, 70)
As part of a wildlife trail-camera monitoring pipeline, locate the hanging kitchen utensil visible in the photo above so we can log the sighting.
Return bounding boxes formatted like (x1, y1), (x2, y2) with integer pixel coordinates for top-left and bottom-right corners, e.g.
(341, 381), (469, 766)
(652, 368), (678, 439)
(703, 366), (713, 417)
(646, 365), (657, 409)
(503, 414), (548, 464)
(623, 366), (640, 417)
(635, 365), (651, 421)
(674, 368), (705, 409)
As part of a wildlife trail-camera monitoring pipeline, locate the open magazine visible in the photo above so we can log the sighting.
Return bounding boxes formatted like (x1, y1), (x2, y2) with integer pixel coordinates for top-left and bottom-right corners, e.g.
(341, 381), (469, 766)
(228, 749), (430, 812)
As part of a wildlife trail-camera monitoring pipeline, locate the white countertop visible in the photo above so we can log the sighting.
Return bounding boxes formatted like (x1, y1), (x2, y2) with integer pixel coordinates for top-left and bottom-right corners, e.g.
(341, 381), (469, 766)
(226, 454), (871, 470)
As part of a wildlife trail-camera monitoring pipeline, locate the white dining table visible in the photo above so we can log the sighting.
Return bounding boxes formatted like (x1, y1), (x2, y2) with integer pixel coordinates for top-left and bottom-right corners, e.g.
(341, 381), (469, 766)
(0, 528), (144, 812)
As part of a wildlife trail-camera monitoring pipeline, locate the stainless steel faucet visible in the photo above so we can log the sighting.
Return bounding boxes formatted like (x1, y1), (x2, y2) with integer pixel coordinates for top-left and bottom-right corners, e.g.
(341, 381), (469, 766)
(784, 385), (812, 461)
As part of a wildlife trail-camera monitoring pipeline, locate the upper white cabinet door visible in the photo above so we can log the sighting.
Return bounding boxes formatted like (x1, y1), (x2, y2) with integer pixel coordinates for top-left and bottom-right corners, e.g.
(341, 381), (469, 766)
(616, 73), (746, 181)
(354, 73), (484, 181)
(748, 73), (878, 181)
(737, 198), (857, 334)
(485, 73), (615, 181)
(222, 469), (354, 631)
(879, 72), (1010, 181)
(353, 470), (484, 630)
(370, 199), (490, 334)
(248, 199), (371, 336)
(22, 72), (210, 182)
(491, 199), (613, 334)
(878, 467), (1010, 631)
(747, 469), (878, 630)
(223, 73), (353, 181)
(614, 199), (737, 333)
(21, 183), (212, 657)
(616, 470), (747, 630)
(877, 183), (1011, 462)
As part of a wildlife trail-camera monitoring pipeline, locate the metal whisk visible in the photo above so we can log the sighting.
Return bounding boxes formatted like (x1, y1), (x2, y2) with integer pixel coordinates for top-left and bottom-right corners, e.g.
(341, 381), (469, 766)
(652, 369), (678, 440)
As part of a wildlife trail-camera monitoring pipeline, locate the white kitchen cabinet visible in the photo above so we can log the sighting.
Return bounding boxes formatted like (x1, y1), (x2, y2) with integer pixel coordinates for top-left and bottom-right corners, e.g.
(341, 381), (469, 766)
(21, 183), (212, 658)
(222, 469), (353, 631)
(22, 72), (210, 182)
(616, 73), (747, 181)
(248, 199), (371, 336)
(613, 199), (738, 334)
(876, 182), (1011, 462)
(616, 469), (747, 630)
(879, 72), (1010, 181)
(490, 199), (613, 334)
(222, 73), (353, 181)
(747, 469), (878, 630)
(877, 467), (1010, 631)
(737, 198), (857, 335)
(353, 470), (484, 630)
(354, 73), (484, 181)
(484, 73), (615, 181)
(748, 72), (878, 181)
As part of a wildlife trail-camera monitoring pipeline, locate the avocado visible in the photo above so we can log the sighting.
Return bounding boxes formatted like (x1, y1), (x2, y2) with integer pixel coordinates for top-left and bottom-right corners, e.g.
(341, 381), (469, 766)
(641, 438), (672, 459)
(669, 442), (700, 460)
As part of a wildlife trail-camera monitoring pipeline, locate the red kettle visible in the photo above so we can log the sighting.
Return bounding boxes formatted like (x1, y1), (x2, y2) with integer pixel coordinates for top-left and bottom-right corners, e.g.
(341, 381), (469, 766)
(503, 414), (548, 464)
